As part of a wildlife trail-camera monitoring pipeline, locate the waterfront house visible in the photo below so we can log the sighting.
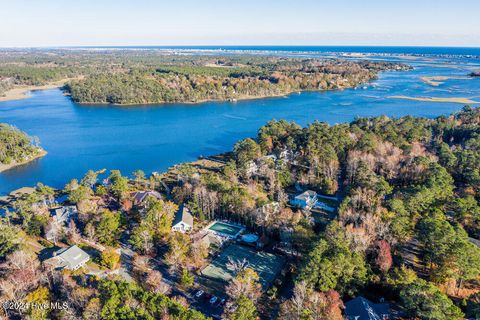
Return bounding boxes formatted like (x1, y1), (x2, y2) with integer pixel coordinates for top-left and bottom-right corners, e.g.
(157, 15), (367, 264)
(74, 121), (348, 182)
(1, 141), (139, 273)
(172, 204), (194, 233)
(132, 191), (162, 206)
(344, 296), (391, 320)
(45, 206), (78, 243)
(45, 245), (90, 271)
(290, 190), (318, 209)
(50, 205), (77, 225)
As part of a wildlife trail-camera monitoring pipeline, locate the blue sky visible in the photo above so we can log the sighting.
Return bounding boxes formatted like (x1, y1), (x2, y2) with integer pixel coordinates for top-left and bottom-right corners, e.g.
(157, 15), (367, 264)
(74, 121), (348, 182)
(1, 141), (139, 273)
(1, 0), (479, 47)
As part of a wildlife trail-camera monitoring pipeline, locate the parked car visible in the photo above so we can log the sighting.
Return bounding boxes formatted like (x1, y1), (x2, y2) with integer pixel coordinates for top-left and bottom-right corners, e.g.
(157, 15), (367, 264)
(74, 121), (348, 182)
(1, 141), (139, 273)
(209, 296), (218, 304)
(218, 298), (226, 306)
(195, 290), (204, 298)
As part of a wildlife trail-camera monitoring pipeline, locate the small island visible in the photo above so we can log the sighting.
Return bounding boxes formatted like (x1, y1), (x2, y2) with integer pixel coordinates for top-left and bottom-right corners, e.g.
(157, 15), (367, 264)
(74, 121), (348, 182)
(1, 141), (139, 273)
(0, 123), (46, 172)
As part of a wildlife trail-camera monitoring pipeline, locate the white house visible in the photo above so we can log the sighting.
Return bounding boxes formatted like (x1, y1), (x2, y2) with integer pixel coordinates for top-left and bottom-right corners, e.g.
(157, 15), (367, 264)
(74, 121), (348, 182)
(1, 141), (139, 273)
(171, 205), (194, 233)
(45, 245), (90, 271)
(290, 190), (318, 209)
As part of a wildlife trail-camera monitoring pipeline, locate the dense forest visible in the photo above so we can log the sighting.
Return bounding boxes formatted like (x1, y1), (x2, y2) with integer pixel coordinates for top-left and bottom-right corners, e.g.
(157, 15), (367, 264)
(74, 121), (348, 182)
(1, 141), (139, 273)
(64, 59), (408, 105)
(0, 49), (410, 103)
(1, 107), (479, 319)
(0, 123), (44, 168)
(172, 106), (480, 319)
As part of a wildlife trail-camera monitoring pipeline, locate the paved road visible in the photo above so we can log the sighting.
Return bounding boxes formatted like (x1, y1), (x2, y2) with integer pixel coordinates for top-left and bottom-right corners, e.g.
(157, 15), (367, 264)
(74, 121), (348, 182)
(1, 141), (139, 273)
(118, 245), (134, 282)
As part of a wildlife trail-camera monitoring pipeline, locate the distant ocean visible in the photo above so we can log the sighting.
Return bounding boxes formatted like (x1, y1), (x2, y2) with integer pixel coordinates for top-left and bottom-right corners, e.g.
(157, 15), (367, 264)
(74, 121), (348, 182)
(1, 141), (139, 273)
(71, 46), (480, 56)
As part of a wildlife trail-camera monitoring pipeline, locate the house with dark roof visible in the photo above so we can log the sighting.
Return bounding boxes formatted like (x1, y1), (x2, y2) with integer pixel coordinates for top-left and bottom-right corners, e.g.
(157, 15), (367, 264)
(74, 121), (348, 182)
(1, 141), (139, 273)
(132, 191), (162, 206)
(45, 245), (90, 271)
(172, 204), (194, 233)
(344, 296), (391, 320)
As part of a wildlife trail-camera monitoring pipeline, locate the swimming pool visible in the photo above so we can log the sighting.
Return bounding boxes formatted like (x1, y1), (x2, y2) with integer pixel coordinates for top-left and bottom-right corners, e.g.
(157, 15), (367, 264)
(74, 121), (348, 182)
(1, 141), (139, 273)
(206, 221), (244, 238)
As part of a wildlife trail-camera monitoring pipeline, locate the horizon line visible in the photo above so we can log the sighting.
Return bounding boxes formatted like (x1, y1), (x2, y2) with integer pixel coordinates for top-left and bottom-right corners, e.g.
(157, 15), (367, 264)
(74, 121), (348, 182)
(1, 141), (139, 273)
(2, 44), (480, 49)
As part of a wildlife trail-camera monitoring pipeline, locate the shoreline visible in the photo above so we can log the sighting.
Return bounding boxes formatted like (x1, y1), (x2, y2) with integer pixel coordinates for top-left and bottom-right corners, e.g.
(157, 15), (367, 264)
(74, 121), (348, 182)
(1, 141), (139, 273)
(0, 78), (82, 103)
(4, 82), (364, 107)
(75, 92), (301, 106)
(70, 84), (369, 107)
(0, 149), (47, 173)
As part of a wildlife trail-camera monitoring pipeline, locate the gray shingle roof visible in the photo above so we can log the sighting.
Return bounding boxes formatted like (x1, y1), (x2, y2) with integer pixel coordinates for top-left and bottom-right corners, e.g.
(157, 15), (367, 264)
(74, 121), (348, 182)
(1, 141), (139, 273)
(53, 245), (90, 270)
(345, 296), (390, 320)
(51, 206), (77, 224)
(173, 204), (194, 227)
(133, 191), (162, 204)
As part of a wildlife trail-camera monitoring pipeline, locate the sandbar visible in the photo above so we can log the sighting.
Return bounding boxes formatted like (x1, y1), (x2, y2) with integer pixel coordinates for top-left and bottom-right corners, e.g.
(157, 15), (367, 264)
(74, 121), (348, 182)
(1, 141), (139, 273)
(388, 95), (479, 104)
(420, 76), (471, 87)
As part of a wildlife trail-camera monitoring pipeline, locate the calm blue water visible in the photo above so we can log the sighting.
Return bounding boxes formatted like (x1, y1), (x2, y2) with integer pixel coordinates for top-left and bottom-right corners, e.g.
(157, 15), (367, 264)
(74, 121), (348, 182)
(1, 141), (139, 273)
(1, 49), (479, 194)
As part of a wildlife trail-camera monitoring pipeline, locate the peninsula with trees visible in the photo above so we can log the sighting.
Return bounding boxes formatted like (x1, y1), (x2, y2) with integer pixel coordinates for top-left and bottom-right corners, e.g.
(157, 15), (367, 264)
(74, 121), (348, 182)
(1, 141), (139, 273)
(0, 124), (45, 172)
(0, 49), (411, 105)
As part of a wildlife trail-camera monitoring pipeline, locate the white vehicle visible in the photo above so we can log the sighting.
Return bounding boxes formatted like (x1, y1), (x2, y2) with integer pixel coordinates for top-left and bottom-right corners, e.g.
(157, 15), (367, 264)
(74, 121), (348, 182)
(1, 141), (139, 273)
(209, 296), (218, 304)
(195, 290), (204, 298)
